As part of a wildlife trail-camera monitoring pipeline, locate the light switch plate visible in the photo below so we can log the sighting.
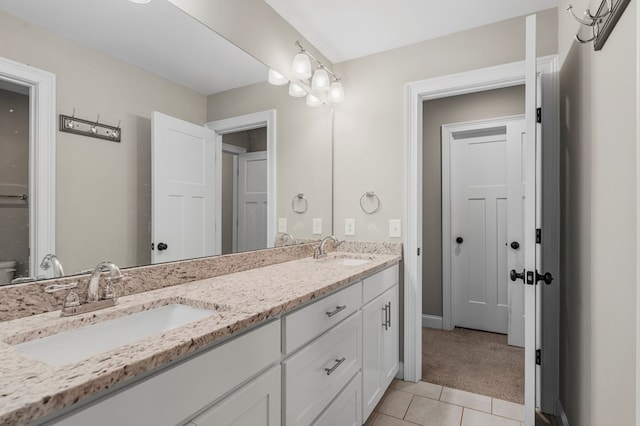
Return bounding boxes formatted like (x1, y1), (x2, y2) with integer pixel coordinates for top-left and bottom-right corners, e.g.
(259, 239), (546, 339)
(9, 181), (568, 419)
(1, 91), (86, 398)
(278, 218), (287, 233)
(312, 218), (322, 235)
(345, 218), (355, 236)
(389, 219), (401, 238)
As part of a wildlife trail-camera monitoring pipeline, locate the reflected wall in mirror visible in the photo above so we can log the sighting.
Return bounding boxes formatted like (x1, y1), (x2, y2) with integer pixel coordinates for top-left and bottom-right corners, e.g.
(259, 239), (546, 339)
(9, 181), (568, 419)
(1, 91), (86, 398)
(0, 0), (332, 281)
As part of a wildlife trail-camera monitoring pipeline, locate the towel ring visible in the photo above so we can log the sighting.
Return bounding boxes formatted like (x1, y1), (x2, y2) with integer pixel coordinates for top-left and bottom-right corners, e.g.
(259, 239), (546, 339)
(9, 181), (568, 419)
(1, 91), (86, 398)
(292, 193), (308, 214)
(360, 191), (380, 214)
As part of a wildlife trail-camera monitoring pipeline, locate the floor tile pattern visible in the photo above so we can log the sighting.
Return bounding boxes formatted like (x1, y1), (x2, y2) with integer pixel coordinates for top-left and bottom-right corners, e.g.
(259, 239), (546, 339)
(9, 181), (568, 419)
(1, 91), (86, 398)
(366, 380), (525, 426)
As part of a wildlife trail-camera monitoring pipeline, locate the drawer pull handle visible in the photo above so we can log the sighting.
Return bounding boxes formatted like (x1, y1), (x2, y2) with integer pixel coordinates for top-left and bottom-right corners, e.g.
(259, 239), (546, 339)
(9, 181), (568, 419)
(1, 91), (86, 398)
(325, 357), (346, 375)
(326, 305), (347, 317)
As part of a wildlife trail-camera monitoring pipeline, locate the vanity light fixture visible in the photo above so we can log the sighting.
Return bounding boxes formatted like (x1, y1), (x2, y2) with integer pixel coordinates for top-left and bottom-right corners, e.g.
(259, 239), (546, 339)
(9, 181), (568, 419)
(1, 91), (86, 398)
(288, 82), (306, 97)
(288, 41), (345, 105)
(268, 69), (288, 85)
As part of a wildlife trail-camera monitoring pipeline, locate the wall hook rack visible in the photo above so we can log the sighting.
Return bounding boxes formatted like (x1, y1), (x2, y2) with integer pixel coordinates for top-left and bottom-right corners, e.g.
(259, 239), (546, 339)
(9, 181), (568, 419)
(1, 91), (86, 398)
(568, 0), (630, 50)
(59, 111), (121, 142)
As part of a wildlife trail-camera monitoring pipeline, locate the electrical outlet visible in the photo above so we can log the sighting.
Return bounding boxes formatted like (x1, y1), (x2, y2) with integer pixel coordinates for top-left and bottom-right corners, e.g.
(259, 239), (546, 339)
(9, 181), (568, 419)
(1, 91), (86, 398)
(312, 218), (322, 235)
(345, 218), (355, 236)
(278, 218), (287, 233)
(389, 219), (401, 238)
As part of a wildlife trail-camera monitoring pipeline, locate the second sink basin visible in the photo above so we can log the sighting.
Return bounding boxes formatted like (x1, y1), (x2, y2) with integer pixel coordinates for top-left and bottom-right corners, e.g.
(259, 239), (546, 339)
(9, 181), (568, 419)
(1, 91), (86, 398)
(13, 304), (217, 366)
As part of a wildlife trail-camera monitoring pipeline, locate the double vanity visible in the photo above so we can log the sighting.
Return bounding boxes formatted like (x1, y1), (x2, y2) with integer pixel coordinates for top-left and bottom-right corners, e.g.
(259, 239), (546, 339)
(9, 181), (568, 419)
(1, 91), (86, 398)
(0, 242), (401, 425)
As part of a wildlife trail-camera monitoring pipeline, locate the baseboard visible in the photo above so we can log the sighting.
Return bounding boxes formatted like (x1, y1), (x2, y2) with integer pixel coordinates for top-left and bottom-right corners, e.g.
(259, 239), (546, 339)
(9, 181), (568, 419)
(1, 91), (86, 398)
(422, 314), (443, 329)
(556, 399), (570, 426)
(395, 362), (404, 380)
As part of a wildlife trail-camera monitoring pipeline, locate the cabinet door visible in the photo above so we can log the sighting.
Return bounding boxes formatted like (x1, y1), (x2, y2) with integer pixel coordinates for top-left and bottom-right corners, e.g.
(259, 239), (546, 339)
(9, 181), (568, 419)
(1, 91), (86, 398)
(188, 365), (281, 426)
(362, 285), (399, 421)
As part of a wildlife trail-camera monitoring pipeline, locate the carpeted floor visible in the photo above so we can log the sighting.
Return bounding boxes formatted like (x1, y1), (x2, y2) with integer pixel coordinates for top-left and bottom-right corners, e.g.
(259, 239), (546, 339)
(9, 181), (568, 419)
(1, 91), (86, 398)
(422, 326), (524, 404)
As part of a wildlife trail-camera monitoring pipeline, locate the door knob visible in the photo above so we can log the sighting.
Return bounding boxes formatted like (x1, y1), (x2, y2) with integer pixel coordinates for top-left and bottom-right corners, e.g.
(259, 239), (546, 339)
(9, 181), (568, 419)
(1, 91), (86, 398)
(456, 237), (463, 244)
(536, 271), (554, 285)
(157, 242), (168, 251)
(510, 241), (520, 250)
(510, 269), (525, 282)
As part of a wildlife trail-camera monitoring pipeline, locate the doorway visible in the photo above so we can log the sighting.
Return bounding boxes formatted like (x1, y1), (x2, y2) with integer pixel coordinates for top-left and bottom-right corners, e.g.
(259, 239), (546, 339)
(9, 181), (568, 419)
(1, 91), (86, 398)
(221, 127), (268, 254)
(421, 88), (526, 403)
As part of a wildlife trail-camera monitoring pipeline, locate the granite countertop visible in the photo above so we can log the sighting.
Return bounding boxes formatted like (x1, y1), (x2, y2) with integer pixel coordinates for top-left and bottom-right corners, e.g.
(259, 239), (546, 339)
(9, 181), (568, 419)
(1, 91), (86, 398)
(0, 251), (400, 424)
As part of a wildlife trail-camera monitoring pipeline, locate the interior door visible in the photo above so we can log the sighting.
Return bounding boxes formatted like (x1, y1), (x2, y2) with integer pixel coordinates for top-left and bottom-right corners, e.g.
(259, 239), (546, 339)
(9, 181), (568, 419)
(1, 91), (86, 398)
(237, 151), (268, 252)
(151, 111), (217, 264)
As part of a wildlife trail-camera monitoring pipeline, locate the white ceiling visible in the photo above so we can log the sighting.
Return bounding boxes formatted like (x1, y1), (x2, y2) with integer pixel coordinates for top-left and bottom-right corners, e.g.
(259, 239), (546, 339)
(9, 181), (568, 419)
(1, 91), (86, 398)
(0, 0), (268, 95)
(264, 0), (558, 63)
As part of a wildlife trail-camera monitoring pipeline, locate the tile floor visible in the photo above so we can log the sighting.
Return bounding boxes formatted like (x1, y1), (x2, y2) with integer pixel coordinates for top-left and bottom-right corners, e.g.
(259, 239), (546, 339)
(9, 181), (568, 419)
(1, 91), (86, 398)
(365, 380), (525, 426)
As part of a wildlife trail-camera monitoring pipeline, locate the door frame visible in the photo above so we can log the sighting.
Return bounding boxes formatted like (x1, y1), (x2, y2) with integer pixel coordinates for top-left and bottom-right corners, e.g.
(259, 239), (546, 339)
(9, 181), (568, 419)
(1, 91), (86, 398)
(403, 55), (559, 412)
(206, 110), (276, 252)
(441, 115), (525, 333)
(0, 56), (56, 278)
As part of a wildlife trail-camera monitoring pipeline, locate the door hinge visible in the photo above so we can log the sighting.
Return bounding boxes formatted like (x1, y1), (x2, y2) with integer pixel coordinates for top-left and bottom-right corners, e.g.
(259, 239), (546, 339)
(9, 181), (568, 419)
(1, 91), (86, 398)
(536, 108), (542, 123)
(536, 349), (542, 365)
(417, 248), (421, 256)
(536, 228), (542, 244)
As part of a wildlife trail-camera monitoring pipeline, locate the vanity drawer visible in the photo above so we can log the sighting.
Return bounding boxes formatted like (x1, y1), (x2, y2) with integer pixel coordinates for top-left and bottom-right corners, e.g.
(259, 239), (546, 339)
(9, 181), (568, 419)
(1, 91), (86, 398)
(362, 264), (398, 305)
(283, 311), (361, 426)
(283, 281), (361, 354)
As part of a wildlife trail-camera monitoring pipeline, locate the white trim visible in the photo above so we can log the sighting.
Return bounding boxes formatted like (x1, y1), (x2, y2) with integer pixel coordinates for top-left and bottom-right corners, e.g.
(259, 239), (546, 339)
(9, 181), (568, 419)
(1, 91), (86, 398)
(206, 110), (276, 251)
(0, 56), (56, 278)
(403, 55), (559, 402)
(441, 115), (525, 333)
(555, 399), (570, 426)
(395, 361), (404, 380)
(421, 314), (443, 329)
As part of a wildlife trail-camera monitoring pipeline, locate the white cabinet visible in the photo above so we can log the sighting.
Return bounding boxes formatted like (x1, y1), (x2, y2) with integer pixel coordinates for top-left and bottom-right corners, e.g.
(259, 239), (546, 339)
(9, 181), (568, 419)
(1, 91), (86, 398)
(362, 272), (399, 421)
(187, 365), (281, 426)
(283, 311), (362, 426)
(47, 320), (281, 426)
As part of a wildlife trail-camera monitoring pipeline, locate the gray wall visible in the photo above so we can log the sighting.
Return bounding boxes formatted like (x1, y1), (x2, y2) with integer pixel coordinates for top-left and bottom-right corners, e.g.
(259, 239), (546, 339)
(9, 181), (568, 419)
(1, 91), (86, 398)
(422, 86), (525, 317)
(0, 88), (29, 277)
(557, 1), (637, 424)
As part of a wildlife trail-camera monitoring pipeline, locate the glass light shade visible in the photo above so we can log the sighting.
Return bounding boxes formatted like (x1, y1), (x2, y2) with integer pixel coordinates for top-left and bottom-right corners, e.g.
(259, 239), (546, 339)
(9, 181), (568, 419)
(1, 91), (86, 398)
(268, 69), (288, 85)
(311, 68), (330, 92)
(306, 94), (322, 107)
(288, 82), (306, 98)
(291, 53), (312, 80)
(328, 81), (345, 104)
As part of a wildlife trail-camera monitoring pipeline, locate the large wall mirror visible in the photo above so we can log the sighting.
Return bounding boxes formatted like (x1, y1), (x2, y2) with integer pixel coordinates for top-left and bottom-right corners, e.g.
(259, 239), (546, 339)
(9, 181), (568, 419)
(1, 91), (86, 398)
(0, 0), (333, 282)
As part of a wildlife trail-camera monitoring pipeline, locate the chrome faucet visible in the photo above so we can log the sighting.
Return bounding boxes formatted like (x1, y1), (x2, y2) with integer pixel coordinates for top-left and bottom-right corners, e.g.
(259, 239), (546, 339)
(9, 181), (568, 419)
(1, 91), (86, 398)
(40, 254), (65, 277)
(314, 235), (341, 259)
(279, 232), (296, 246)
(87, 261), (123, 302)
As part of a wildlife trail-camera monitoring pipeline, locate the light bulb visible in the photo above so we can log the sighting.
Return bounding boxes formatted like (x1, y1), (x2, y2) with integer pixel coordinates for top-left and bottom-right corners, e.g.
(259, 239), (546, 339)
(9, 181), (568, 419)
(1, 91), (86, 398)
(311, 68), (330, 92)
(268, 69), (288, 86)
(306, 94), (322, 107)
(288, 82), (306, 98)
(328, 81), (345, 104)
(291, 53), (311, 80)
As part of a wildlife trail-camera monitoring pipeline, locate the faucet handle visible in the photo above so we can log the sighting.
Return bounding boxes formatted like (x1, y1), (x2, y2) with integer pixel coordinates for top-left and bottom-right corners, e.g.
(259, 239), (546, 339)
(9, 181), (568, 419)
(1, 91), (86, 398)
(44, 282), (78, 293)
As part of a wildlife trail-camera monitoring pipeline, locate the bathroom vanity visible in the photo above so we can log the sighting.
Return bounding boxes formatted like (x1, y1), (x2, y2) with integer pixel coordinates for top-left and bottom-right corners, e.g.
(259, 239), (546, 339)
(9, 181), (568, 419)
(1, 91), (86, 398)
(0, 245), (401, 425)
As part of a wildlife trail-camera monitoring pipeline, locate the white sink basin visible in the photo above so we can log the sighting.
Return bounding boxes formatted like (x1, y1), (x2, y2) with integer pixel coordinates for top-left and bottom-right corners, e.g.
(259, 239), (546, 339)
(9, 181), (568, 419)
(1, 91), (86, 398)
(13, 304), (216, 366)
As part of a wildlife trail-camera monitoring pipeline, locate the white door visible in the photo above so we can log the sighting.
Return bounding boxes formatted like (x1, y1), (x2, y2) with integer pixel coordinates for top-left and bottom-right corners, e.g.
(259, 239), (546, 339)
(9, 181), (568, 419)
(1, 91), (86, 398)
(237, 151), (268, 252)
(152, 111), (217, 264)
(449, 118), (525, 345)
